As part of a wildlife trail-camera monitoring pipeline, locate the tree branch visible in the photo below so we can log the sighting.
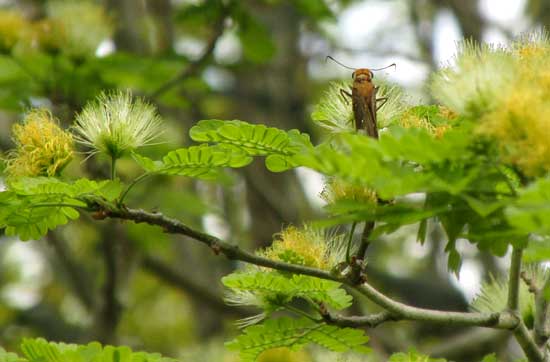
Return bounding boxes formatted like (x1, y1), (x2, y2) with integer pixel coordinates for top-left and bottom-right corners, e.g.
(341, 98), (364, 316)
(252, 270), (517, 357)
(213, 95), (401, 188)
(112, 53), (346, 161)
(520, 269), (550, 347)
(508, 247), (545, 361)
(514, 321), (545, 362)
(87, 199), (525, 331)
(352, 281), (516, 328)
(147, 7), (228, 99)
(533, 273), (550, 347)
(323, 311), (396, 328)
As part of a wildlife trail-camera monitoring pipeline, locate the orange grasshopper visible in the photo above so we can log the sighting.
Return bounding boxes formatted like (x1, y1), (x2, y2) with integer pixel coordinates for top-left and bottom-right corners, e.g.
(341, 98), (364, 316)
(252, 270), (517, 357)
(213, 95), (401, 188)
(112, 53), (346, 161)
(326, 56), (395, 139)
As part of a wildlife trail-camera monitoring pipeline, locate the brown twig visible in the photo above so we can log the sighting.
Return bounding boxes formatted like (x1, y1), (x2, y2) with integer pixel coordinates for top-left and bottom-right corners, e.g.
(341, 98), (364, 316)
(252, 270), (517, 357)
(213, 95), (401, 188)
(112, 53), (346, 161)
(323, 311), (397, 328)
(85, 198), (521, 330)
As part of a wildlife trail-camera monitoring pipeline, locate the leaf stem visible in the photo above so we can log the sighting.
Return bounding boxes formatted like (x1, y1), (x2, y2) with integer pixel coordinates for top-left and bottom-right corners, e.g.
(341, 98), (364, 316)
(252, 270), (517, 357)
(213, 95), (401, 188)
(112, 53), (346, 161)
(284, 304), (320, 322)
(118, 172), (152, 204)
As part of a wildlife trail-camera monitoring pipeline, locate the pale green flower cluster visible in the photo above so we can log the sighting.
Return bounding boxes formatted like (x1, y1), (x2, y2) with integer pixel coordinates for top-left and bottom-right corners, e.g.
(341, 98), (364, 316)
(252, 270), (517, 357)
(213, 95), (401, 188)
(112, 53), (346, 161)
(471, 265), (547, 326)
(431, 41), (516, 116)
(320, 178), (377, 206)
(73, 91), (164, 159)
(259, 225), (347, 271)
(431, 30), (550, 177)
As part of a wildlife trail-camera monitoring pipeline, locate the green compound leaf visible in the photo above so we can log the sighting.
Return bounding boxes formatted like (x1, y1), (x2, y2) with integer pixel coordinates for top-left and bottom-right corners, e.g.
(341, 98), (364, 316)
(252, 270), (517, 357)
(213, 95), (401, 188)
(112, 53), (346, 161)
(0, 347), (26, 362)
(20, 338), (176, 362)
(524, 237), (550, 263)
(133, 144), (252, 180)
(222, 271), (352, 310)
(226, 317), (370, 362)
(190, 120), (312, 172)
(506, 178), (550, 236)
(0, 177), (121, 241)
(297, 128), (476, 199)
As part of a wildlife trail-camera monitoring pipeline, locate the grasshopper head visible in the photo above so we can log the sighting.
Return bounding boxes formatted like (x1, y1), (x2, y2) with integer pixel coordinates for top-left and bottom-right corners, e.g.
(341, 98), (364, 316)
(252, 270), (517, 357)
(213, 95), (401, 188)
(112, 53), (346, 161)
(352, 68), (374, 82)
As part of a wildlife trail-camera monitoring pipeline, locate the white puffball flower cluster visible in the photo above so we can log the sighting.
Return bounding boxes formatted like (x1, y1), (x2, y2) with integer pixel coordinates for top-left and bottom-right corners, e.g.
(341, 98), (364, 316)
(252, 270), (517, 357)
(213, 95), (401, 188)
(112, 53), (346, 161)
(431, 41), (517, 116)
(73, 90), (164, 159)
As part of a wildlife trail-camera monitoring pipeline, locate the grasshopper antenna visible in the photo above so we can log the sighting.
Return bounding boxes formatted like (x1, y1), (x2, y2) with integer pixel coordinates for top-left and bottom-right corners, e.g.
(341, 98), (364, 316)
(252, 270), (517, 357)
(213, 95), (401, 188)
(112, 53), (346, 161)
(326, 56), (356, 70)
(371, 63), (396, 72)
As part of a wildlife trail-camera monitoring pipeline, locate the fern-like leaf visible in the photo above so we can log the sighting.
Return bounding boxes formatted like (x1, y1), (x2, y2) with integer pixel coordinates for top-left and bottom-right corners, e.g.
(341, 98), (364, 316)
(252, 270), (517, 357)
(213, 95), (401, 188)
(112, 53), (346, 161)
(226, 317), (370, 362)
(189, 120), (312, 172)
(222, 271), (352, 310)
(0, 348), (26, 362)
(20, 338), (177, 362)
(133, 144), (251, 180)
(0, 178), (121, 240)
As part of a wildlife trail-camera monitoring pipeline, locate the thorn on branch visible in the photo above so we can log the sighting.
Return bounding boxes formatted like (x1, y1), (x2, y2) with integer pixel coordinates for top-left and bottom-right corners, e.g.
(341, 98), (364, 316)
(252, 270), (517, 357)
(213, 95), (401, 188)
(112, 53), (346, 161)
(92, 210), (109, 220)
(211, 243), (222, 255)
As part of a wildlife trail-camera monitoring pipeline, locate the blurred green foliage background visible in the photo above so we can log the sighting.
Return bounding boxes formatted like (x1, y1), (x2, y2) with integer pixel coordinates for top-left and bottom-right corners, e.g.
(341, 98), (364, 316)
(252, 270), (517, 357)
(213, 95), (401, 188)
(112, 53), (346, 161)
(0, 0), (547, 361)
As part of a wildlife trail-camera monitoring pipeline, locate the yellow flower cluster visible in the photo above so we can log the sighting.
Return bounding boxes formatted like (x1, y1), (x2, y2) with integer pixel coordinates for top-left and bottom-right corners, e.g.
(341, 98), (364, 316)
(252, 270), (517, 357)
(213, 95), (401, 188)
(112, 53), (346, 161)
(6, 109), (74, 177)
(320, 178), (377, 205)
(261, 226), (340, 270)
(479, 34), (550, 177)
(432, 30), (550, 177)
(398, 106), (454, 138)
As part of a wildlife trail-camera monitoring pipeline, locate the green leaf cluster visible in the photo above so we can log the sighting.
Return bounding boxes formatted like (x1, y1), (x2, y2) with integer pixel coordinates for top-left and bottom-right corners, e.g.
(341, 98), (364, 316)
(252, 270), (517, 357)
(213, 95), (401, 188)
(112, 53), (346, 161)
(222, 270), (360, 360)
(222, 271), (352, 311)
(506, 178), (550, 236)
(226, 317), (370, 362)
(0, 338), (176, 362)
(0, 177), (121, 240)
(0, 348), (24, 362)
(299, 119), (524, 272)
